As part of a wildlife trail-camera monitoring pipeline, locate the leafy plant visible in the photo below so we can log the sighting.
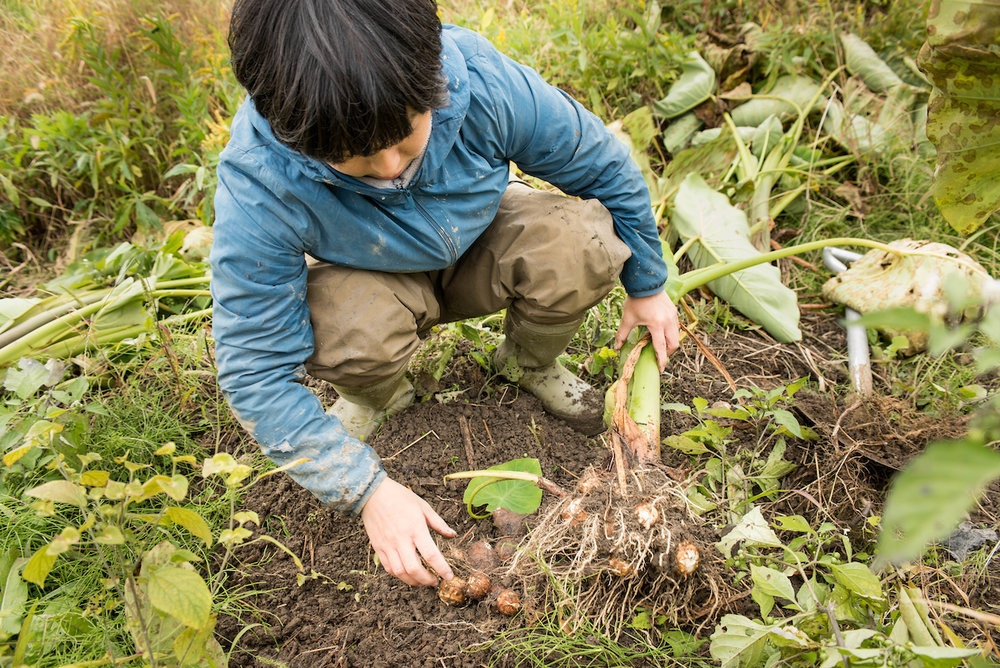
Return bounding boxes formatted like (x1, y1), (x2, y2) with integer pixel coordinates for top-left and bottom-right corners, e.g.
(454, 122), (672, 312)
(918, 0), (1000, 233)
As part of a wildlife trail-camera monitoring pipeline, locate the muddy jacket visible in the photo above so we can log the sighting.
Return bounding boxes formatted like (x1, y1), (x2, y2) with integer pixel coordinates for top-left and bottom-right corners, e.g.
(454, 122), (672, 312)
(210, 25), (668, 515)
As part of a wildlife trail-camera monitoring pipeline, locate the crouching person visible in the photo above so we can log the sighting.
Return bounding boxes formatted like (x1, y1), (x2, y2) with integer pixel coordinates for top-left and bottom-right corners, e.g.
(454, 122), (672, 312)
(210, 0), (679, 587)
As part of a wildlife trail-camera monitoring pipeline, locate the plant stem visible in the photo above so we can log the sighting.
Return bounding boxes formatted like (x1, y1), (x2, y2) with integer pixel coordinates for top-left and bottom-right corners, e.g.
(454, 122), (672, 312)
(443, 470), (566, 497)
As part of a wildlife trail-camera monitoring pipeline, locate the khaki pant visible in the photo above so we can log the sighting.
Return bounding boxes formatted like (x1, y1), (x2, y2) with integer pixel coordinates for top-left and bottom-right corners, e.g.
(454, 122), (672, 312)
(305, 182), (631, 388)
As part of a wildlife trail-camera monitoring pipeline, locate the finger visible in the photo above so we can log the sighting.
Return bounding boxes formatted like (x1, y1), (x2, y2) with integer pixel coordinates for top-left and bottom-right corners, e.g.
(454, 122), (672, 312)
(424, 504), (456, 538)
(399, 546), (437, 587)
(614, 320), (630, 350)
(650, 327), (669, 372)
(381, 549), (418, 587)
(416, 533), (454, 581)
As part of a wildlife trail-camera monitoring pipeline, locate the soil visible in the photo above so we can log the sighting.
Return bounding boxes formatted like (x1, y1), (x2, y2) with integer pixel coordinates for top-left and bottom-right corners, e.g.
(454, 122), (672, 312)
(214, 309), (1000, 667)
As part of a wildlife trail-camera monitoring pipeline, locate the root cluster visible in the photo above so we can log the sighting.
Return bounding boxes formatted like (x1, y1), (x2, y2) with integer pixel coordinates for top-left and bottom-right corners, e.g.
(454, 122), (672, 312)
(506, 465), (720, 635)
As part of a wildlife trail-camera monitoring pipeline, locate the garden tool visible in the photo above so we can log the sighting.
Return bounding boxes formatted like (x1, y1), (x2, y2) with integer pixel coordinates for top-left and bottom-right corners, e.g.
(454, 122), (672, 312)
(822, 246), (873, 398)
(494, 312), (605, 435)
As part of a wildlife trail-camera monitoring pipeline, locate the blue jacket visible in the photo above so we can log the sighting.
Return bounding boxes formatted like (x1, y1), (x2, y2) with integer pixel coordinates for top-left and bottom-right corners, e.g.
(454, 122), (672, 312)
(210, 25), (668, 514)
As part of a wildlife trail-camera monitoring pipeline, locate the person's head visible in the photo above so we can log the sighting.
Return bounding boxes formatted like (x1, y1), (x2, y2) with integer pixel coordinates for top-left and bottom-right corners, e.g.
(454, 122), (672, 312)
(228, 0), (446, 163)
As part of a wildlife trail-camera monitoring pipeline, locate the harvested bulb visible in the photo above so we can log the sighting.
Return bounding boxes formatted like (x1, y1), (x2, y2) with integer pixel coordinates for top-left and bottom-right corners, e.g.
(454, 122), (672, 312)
(465, 571), (491, 600)
(494, 589), (521, 617)
(675, 541), (700, 577)
(438, 577), (467, 606)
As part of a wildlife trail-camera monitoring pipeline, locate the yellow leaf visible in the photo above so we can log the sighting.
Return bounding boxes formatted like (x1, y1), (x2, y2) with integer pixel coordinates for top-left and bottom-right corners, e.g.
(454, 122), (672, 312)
(154, 442), (176, 456)
(23, 544), (57, 586)
(3, 445), (32, 467)
(80, 470), (110, 487)
(165, 507), (213, 547)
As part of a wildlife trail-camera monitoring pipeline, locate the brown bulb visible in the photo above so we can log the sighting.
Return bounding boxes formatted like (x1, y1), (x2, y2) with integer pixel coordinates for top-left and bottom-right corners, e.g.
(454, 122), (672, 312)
(495, 589), (521, 616)
(466, 571), (491, 600)
(438, 577), (466, 606)
(608, 556), (634, 577)
(675, 541), (700, 577)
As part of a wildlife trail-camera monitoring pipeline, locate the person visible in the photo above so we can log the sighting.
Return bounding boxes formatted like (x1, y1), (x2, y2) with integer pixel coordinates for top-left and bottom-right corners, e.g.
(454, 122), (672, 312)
(210, 0), (680, 588)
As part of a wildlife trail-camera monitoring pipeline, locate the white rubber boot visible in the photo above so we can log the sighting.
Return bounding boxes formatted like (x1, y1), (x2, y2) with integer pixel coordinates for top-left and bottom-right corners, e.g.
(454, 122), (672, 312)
(329, 375), (415, 442)
(494, 314), (605, 435)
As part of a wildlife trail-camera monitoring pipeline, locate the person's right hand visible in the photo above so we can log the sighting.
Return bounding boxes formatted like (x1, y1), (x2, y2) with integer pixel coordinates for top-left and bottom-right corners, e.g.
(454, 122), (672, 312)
(360, 477), (456, 586)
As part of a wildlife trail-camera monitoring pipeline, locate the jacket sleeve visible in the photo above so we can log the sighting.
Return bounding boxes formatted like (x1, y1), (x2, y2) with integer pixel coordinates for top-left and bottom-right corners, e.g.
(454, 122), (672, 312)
(209, 153), (386, 515)
(472, 37), (668, 297)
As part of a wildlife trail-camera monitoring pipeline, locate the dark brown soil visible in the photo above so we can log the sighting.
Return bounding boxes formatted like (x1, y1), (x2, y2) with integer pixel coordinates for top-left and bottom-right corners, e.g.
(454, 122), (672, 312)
(215, 309), (1000, 666)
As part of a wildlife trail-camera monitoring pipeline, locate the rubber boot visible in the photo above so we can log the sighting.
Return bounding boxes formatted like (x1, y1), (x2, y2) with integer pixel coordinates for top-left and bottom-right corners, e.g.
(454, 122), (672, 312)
(328, 369), (415, 442)
(493, 312), (605, 435)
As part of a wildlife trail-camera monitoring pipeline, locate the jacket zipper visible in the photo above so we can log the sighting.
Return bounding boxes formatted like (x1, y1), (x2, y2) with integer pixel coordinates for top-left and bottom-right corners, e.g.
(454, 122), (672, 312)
(412, 195), (459, 263)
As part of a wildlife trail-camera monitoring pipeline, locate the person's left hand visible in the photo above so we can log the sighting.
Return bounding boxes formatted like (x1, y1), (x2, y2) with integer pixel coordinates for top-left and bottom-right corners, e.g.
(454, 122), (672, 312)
(614, 292), (680, 371)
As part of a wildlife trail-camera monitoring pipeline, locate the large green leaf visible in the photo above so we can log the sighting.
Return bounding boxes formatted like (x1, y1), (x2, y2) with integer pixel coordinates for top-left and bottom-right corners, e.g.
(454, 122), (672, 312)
(462, 458), (543, 515)
(729, 75), (824, 127)
(840, 33), (905, 93)
(148, 566), (212, 629)
(652, 51), (716, 120)
(918, 0), (1000, 233)
(878, 439), (1000, 564)
(669, 174), (802, 342)
(0, 553), (28, 636)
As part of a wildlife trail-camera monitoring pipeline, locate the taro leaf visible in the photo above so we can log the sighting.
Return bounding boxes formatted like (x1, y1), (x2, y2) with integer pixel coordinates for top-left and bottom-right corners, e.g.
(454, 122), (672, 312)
(840, 33), (905, 93)
(0, 299), (38, 334)
(661, 112), (704, 155)
(729, 75), (824, 127)
(918, 0), (1000, 234)
(462, 458), (543, 515)
(878, 438), (1000, 565)
(669, 173), (802, 342)
(709, 614), (772, 667)
(652, 51), (716, 120)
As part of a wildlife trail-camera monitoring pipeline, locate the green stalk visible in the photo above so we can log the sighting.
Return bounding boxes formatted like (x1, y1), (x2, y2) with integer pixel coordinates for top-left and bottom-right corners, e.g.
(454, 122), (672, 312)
(0, 292), (109, 349)
(37, 309), (212, 360)
(626, 343), (660, 462)
(668, 236), (905, 302)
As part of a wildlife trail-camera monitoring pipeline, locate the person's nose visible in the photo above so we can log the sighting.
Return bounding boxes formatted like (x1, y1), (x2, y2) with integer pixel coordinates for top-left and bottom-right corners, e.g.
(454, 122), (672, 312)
(371, 149), (406, 180)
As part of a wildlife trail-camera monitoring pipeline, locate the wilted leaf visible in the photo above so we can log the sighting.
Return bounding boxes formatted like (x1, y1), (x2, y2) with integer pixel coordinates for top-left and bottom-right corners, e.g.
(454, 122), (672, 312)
(729, 75), (824, 126)
(22, 544), (57, 586)
(652, 52), (717, 119)
(878, 439), (1000, 564)
(840, 33), (905, 93)
(669, 173), (802, 342)
(0, 554), (28, 635)
(919, 0), (1000, 233)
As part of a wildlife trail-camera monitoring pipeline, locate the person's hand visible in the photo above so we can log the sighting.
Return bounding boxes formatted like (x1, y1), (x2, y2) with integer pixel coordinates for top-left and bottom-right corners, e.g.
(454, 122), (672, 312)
(614, 292), (680, 372)
(360, 477), (456, 586)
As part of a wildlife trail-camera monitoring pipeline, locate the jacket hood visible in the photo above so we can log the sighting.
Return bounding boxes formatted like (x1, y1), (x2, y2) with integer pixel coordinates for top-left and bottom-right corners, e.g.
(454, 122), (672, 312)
(241, 27), (471, 192)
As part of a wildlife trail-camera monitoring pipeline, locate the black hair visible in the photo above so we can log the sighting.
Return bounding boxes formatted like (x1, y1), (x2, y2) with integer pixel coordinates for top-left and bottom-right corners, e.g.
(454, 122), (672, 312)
(228, 0), (446, 162)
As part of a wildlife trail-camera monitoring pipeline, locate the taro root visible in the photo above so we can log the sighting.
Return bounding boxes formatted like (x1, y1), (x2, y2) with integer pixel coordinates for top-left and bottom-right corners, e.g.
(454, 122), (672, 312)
(607, 556), (634, 577)
(465, 571), (491, 600)
(492, 507), (528, 536)
(494, 589), (521, 616)
(634, 501), (659, 530)
(496, 541), (517, 562)
(438, 577), (466, 606)
(561, 498), (588, 527)
(576, 470), (604, 495)
(675, 541), (700, 577)
(466, 540), (497, 572)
